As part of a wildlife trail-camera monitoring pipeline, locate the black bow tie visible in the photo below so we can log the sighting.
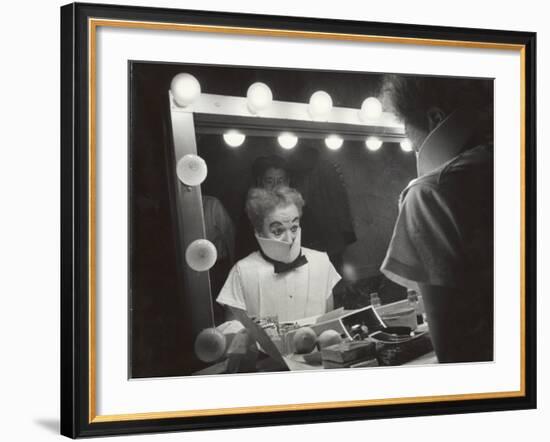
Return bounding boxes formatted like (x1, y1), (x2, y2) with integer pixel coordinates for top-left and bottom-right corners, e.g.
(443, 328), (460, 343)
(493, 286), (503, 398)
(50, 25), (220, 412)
(259, 249), (308, 274)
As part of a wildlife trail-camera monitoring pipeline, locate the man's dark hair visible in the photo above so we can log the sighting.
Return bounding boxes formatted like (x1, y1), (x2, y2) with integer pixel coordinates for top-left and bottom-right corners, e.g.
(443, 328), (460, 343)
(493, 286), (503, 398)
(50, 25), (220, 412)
(382, 74), (494, 131)
(251, 155), (290, 183)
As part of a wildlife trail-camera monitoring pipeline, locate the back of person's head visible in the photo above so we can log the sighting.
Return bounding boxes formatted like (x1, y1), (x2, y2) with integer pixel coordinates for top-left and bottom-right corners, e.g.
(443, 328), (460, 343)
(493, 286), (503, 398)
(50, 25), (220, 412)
(381, 74), (493, 131)
(245, 186), (305, 233)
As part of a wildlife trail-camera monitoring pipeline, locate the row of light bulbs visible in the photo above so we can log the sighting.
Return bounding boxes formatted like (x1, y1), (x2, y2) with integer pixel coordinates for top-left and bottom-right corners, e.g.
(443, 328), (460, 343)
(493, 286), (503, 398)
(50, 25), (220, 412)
(176, 135), (412, 196)
(171, 73), (386, 121)
(223, 130), (414, 152)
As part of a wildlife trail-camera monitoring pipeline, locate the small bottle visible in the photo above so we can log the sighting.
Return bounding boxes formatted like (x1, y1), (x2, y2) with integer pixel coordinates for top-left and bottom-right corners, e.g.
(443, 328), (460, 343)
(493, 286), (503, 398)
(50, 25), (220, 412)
(407, 289), (424, 325)
(370, 292), (381, 309)
(417, 293), (428, 324)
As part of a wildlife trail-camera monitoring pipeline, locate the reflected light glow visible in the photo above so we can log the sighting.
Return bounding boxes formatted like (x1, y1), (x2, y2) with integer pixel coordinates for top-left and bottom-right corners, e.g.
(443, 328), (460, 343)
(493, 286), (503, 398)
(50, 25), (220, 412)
(365, 136), (383, 151)
(325, 135), (343, 150)
(400, 138), (414, 152)
(278, 132), (298, 150)
(223, 131), (246, 148)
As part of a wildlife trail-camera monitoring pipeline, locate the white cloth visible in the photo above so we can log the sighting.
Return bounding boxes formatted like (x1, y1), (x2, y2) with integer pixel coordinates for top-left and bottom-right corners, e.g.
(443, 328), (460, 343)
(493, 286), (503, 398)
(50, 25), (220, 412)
(216, 247), (341, 322)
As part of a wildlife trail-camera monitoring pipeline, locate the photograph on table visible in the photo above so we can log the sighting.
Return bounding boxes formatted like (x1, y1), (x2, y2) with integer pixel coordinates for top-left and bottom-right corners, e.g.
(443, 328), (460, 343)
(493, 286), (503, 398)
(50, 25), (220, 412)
(129, 61), (494, 378)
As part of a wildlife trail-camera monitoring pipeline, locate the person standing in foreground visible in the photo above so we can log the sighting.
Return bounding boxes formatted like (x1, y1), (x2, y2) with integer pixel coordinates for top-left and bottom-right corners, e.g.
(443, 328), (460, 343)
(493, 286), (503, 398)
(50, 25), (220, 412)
(380, 75), (494, 363)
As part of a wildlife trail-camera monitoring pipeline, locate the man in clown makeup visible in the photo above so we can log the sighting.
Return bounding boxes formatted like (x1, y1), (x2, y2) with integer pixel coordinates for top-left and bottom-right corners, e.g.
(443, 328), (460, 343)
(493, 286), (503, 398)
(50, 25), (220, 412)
(216, 186), (341, 322)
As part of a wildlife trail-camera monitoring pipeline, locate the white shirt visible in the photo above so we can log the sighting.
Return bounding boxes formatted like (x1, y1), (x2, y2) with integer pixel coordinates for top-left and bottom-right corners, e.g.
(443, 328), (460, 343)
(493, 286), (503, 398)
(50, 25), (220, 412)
(216, 247), (341, 322)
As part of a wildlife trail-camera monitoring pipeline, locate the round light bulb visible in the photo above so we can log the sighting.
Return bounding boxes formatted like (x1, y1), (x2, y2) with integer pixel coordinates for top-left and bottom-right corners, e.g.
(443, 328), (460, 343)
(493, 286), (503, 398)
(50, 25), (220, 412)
(170, 73), (201, 107)
(185, 239), (217, 272)
(366, 136), (383, 151)
(194, 328), (227, 363)
(359, 97), (383, 121)
(176, 154), (208, 186)
(278, 132), (298, 150)
(400, 138), (413, 152)
(246, 82), (273, 114)
(308, 90), (333, 120)
(325, 135), (343, 150)
(223, 130), (246, 148)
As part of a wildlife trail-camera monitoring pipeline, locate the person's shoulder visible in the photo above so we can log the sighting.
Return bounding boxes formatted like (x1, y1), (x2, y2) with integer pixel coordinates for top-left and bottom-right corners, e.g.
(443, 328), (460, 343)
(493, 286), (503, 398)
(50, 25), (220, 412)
(444, 143), (493, 172)
(226, 253), (262, 280)
(302, 246), (325, 256)
(201, 194), (219, 209)
(438, 143), (493, 191)
(302, 247), (330, 263)
(400, 175), (440, 205)
(234, 251), (265, 269)
(406, 143), (492, 196)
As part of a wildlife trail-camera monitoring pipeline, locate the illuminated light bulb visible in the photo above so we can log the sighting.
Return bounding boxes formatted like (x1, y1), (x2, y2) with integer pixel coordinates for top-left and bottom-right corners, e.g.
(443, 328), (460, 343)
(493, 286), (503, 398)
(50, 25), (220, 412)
(359, 97), (383, 121)
(194, 328), (227, 363)
(325, 135), (343, 150)
(246, 82), (273, 114)
(365, 136), (383, 151)
(176, 154), (207, 186)
(400, 138), (414, 152)
(185, 239), (217, 272)
(278, 132), (298, 150)
(223, 130), (246, 148)
(170, 73), (201, 107)
(308, 90), (333, 120)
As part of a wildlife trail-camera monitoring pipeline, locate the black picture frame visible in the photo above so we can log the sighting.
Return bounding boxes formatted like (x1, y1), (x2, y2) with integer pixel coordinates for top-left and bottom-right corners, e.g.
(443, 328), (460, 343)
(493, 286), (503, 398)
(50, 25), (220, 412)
(60, 2), (537, 438)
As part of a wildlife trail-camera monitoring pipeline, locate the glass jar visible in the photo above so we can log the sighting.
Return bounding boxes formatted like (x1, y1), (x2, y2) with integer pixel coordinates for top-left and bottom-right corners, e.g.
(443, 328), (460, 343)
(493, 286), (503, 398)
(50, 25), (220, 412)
(370, 292), (381, 309)
(407, 289), (424, 325)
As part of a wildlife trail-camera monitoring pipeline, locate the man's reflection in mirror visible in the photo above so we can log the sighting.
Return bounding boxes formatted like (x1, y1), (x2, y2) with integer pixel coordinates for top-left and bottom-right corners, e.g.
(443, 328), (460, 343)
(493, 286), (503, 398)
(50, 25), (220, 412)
(201, 195), (235, 323)
(235, 152), (356, 276)
(217, 186), (341, 322)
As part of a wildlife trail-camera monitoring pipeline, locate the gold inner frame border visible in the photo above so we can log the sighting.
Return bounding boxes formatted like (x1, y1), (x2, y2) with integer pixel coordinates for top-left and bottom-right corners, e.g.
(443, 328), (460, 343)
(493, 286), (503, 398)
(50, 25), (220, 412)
(87, 17), (527, 423)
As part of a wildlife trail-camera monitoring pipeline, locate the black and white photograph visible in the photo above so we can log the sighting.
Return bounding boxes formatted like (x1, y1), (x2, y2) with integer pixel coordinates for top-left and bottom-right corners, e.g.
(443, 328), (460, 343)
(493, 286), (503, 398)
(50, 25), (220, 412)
(55, 2), (536, 438)
(1, 0), (544, 439)
(129, 61), (494, 378)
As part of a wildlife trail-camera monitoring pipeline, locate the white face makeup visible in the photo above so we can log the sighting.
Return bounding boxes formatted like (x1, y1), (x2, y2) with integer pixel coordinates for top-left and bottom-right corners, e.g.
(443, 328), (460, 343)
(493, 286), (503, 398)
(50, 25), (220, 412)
(261, 204), (300, 242)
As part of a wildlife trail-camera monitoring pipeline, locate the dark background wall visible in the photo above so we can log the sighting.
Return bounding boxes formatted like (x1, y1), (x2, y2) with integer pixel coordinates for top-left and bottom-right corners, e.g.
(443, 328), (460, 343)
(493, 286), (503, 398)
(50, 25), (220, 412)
(130, 61), (416, 377)
(197, 134), (416, 276)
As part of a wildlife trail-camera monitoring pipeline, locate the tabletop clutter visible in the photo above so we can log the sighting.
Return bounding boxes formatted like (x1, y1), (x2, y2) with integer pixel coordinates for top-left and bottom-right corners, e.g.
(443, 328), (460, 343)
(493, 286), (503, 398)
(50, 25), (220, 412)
(194, 293), (435, 375)
(249, 292), (434, 369)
